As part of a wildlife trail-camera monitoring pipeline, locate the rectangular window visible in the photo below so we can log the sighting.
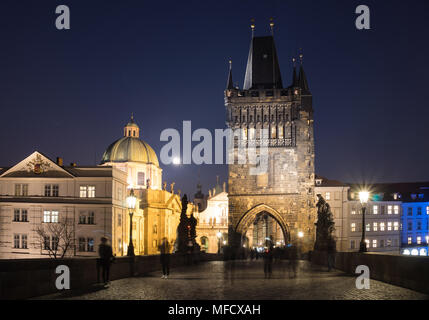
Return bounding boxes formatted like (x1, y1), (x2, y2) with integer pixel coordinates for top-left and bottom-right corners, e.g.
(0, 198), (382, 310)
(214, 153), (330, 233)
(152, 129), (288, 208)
(117, 213), (122, 227)
(13, 209), (20, 222)
(387, 206), (393, 215)
(44, 236), (50, 250)
(373, 205), (378, 215)
(88, 186), (95, 198)
(417, 221), (422, 230)
(80, 186), (87, 198)
(351, 210), (356, 215)
(387, 239), (392, 247)
(15, 184), (28, 196)
(408, 222), (412, 231)
(380, 239), (384, 248)
(380, 205), (385, 215)
(417, 207), (422, 215)
(351, 223), (356, 232)
(387, 222), (392, 231)
(79, 213), (86, 224)
(427, 206), (429, 215)
(394, 206), (399, 215)
(408, 236), (412, 244)
(350, 240), (355, 249)
(13, 234), (20, 248)
(51, 236), (59, 251)
(43, 211), (51, 223)
(417, 236), (422, 245)
(372, 239), (377, 248)
(52, 185), (59, 197)
(366, 223), (371, 232)
(21, 209), (28, 222)
(325, 192), (331, 200)
(87, 238), (94, 252)
(78, 238), (86, 252)
(408, 207), (413, 216)
(21, 234), (27, 249)
(373, 222), (378, 231)
(380, 222), (385, 231)
(15, 184), (21, 196)
(137, 172), (145, 186)
(51, 211), (59, 223)
(88, 212), (95, 225)
(44, 184), (51, 197)
(394, 222), (399, 231)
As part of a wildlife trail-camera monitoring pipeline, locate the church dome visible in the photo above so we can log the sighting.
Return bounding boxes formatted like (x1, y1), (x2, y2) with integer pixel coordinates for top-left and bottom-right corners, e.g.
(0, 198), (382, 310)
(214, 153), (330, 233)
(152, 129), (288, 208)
(101, 117), (159, 167)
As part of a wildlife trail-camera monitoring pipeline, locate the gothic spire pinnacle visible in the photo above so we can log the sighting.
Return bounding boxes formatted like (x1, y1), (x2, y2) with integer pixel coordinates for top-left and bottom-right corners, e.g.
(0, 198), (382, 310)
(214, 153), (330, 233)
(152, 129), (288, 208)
(226, 59), (234, 90)
(298, 50), (310, 94)
(269, 17), (274, 36)
(250, 18), (255, 37)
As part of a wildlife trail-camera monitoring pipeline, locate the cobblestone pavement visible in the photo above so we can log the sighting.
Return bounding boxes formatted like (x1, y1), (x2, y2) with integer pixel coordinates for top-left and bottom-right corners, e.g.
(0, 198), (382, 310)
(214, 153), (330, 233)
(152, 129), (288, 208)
(38, 260), (428, 300)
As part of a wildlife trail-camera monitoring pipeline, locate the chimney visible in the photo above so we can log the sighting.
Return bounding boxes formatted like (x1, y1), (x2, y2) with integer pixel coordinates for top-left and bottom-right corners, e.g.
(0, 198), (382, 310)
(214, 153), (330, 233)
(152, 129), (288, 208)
(56, 157), (63, 166)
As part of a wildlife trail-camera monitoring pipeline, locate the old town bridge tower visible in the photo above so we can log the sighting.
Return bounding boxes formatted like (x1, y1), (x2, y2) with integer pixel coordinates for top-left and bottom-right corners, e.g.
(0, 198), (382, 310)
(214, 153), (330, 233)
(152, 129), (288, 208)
(224, 25), (316, 252)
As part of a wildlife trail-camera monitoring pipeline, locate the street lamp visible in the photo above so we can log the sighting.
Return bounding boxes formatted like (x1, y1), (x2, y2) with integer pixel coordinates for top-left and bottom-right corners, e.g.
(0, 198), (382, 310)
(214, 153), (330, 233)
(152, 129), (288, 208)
(217, 231), (222, 254)
(359, 191), (369, 253)
(126, 189), (137, 256)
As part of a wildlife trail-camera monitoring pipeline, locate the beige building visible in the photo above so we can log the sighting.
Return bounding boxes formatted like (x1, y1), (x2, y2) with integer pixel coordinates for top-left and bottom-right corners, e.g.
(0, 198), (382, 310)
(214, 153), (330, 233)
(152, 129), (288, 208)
(0, 151), (129, 259)
(194, 182), (228, 253)
(0, 117), (188, 259)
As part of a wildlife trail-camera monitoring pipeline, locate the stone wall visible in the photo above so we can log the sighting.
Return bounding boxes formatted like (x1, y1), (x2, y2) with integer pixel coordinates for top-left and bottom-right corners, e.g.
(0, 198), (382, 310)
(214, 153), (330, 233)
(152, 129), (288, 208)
(311, 251), (429, 294)
(0, 253), (222, 300)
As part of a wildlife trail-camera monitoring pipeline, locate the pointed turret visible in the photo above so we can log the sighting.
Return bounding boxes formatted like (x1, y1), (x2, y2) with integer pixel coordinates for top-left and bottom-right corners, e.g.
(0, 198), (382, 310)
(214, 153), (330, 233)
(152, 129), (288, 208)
(243, 20), (283, 90)
(291, 57), (299, 87)
(226, 60), (234, 90)
(298, 53), (310, 94)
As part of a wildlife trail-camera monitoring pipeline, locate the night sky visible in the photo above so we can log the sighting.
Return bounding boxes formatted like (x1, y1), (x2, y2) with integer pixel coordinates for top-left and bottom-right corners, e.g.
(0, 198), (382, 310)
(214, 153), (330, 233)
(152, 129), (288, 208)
(1, 0), (428, 197)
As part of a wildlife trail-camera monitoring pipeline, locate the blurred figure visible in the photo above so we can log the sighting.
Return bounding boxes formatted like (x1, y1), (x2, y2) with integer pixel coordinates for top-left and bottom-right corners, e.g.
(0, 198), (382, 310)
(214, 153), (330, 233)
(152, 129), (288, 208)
(327, 240), (336, 272)
(98, 237), (114, 285)
(289, 245), (298, 278)
(263, 245), (274, 279)
(159, 237), (171, 279)
(250, 248), (255, 261)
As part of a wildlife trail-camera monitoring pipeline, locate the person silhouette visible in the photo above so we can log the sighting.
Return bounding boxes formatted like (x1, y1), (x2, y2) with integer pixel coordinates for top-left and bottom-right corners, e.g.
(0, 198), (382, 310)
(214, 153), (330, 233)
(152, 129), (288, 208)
(98, 237), (114, 285)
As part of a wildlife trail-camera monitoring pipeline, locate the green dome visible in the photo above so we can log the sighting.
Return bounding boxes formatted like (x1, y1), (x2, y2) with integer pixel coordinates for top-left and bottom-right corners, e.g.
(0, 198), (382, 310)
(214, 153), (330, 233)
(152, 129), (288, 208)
(101, 137), (159, 166)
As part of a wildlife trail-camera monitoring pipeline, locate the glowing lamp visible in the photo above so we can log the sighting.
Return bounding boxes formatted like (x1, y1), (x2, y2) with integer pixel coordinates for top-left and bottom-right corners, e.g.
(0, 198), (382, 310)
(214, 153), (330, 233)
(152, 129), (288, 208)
(359, 191), (369, 205)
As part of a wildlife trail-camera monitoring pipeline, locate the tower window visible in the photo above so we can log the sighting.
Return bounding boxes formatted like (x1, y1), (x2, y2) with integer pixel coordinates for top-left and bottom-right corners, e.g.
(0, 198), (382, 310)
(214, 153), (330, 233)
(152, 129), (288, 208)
(137, 172), (145, 186)
(128, 130), (131, 136)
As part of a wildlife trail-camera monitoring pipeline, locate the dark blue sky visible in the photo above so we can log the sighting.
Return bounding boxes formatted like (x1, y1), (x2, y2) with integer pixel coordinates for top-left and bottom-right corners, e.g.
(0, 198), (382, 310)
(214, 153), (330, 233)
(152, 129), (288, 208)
(1, 0), (428, 197)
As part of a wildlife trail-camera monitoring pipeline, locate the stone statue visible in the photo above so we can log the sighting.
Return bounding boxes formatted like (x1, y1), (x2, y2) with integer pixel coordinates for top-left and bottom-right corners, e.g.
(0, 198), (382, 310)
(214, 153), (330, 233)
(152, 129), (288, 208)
(146, 178), (151, 189)
(314, 194), (336, 251)
(170, 182), (175, 194)
(163, 181), (167, 191)
(178, 189), (181, 197)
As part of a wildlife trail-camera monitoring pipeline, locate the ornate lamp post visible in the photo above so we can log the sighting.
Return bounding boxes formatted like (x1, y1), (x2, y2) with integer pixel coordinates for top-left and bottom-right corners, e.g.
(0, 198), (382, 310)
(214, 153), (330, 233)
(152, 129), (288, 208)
(126, 189), (137, 256)
(217, 231), (222, 254)
(359, 191), (369, 253)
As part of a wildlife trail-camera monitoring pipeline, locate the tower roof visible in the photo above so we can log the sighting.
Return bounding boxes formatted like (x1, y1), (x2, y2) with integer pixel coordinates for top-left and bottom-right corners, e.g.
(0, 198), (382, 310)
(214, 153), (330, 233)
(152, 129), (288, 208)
(243, 36), (283, 90)
(226, 60), (234, 90)
(298, 65), (310, 94)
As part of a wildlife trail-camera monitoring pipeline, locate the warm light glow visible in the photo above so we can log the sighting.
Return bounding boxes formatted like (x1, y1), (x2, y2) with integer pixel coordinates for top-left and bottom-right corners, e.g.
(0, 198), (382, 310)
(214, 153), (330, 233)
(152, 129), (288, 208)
(223, 240), (227, 245)
(298, 231), (304, 238)
(126, 190), (137, 209)
(359, 191), (370, 204)
(217, 232), (222, 239)
(173, 157), (180, 165)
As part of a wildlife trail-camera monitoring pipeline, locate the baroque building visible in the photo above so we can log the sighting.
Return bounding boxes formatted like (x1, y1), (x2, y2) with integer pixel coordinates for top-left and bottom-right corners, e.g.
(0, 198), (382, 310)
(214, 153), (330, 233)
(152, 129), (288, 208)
(0, 117), (189, 259)
(225, 28), (316, 252)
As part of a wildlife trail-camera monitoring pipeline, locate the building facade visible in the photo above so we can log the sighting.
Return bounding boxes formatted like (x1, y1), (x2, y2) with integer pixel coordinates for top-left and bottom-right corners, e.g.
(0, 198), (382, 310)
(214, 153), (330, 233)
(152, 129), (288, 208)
(194, 182), (228, 254)
(225, 31), (316, 252)
(0, 151), (128, 259)
(0, 118), (188, 259)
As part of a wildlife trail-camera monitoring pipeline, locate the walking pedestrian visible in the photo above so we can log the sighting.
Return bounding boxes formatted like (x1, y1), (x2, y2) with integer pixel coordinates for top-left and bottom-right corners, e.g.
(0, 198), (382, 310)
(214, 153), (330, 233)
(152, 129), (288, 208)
(159, 237), (171, 279)
(98, 237), (114, 285)
(263, 245), (274, 279)
(327, 239), (336, 272)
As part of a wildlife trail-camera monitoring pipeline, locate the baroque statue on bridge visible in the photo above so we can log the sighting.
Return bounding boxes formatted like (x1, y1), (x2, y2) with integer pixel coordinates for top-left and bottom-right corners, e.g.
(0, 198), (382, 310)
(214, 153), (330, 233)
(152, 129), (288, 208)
(314, 194), (336, 251)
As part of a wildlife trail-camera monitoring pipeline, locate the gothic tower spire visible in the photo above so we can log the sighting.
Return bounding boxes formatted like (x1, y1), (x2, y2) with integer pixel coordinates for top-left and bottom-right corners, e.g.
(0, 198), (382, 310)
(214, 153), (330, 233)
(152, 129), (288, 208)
(226, 59), (234, 90)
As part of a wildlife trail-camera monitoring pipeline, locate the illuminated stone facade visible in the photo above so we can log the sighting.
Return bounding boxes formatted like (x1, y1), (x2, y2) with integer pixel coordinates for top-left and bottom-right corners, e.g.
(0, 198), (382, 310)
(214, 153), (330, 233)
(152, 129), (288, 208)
(225, 35), (316, 252)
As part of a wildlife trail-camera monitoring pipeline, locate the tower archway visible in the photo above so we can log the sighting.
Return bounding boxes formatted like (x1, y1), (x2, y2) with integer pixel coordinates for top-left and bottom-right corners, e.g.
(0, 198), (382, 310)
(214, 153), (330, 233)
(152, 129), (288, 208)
(235, 204), (290, 246)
